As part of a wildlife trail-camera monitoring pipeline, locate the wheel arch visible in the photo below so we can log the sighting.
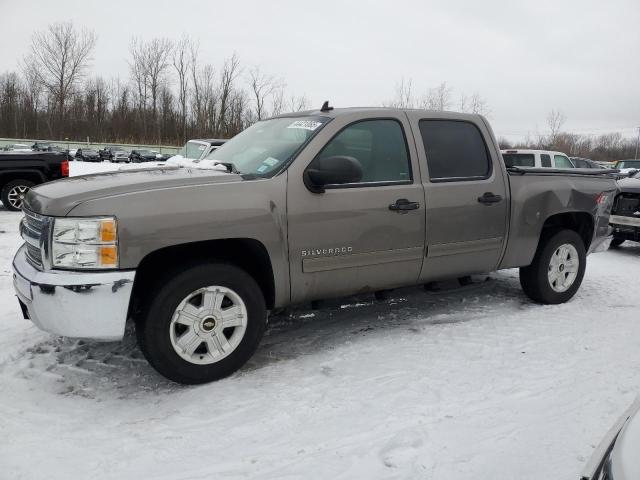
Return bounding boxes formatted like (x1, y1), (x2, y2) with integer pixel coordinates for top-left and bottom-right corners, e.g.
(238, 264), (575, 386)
(129, 238), (276, 320)
(539, 211), (595, 250)
(0, 170), (46, 188)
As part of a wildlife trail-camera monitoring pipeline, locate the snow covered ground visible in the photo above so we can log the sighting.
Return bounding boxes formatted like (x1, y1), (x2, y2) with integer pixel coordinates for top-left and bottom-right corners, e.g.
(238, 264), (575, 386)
(1, 197), (639, 479)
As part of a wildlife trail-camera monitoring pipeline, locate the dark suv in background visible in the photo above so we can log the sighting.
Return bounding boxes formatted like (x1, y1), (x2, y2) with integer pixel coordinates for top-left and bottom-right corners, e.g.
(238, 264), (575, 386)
(570, 157), (605, 169)
(129, 149), (159, 162)
(75, 148), (100, 162)
(99, 145), (130, 162)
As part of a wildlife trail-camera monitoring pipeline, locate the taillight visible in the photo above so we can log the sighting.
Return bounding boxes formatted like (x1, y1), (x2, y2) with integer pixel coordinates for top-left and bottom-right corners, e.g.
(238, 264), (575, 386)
(595, 192), (608, 204)
(61, 160), (69, 177)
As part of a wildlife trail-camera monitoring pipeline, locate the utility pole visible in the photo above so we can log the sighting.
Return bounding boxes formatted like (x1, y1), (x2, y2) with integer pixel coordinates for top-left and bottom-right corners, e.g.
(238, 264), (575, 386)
(635, 126), (640, 160)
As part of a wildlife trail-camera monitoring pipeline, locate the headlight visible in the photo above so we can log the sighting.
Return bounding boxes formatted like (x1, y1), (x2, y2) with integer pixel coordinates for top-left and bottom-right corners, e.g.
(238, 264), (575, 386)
(51, 217), (118, 269)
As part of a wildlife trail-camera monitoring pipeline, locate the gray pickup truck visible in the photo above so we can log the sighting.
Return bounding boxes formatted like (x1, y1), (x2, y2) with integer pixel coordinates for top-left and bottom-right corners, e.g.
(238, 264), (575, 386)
(12, 107), (617, 384)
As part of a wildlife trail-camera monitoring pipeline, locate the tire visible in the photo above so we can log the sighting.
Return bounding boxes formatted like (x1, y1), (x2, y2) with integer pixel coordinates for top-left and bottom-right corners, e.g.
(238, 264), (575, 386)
(136, 262), (267, 384)
(610, 237), (625, 248)
(519, 229), (586, 304)
(1, 179), (35, 211)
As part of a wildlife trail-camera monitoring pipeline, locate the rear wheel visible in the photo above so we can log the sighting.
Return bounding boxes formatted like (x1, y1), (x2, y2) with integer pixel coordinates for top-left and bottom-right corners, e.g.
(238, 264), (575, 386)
(519, 229), (586, 304)
(1, 179), (35, 211)
(136, 262), (266, 384)
(610, 237), (625, 248)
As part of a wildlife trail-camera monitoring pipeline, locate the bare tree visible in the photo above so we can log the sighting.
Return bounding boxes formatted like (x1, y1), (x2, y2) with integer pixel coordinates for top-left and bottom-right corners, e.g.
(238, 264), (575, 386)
(173, 35), (193, 142)
(288, 94), (310, 112)
(129, 37), (149, 136)
(24, 22), (96, 134)
(270, 85), (286, 116)
(422, 82), (452, 111)
(129, 37), (173, 142)
(248, 66), (282, 120)
(385, 77), (415, 108)
(191, 62), (217, 136)
(459, 93), (468, 112)
(145, 38), (173, 142)
(547, 109), (566, 144)
(468, 92), (490, 116)
(216, 53), (241, 135)
(21, 63), (44, 135)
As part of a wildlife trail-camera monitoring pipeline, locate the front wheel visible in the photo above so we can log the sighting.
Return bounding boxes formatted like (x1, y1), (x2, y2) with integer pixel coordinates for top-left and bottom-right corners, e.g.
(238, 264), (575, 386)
(1, 179), (35, 211)
(519, 229), (586, 304)
(136, 263), (267, 384)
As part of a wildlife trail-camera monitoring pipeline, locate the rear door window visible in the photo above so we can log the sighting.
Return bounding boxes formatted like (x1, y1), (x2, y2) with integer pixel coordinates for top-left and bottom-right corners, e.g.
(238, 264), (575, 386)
(419, 120), (491, 181)
(540, 154), (552, 167)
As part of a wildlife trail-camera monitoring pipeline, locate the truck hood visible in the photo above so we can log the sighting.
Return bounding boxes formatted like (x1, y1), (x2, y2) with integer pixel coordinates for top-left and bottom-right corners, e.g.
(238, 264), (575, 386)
(25, 165), (242, 216)
(617, 176), (640, 194)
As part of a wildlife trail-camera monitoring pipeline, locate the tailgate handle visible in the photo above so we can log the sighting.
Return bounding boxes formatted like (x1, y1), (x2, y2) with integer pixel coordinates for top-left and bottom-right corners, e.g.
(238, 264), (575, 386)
(477, 192), (502, 205)
(389, 198), (420, 212)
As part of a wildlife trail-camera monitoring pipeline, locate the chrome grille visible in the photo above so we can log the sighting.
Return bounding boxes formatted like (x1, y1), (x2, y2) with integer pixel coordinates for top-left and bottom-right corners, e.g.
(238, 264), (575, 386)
(21, 208), (44, 268)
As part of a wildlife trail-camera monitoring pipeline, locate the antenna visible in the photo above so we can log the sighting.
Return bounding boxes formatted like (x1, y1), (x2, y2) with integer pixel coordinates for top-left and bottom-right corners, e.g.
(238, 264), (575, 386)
(320, 101), (333, 112)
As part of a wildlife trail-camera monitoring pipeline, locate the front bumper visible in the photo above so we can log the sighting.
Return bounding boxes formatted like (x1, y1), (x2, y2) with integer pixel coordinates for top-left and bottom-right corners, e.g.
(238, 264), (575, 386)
(610, 215), (640, 242)
(12, 244), (135, 341)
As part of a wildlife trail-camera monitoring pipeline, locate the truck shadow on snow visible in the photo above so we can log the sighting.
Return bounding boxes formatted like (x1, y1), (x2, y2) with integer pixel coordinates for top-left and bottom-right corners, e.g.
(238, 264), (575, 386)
(609, 242), (640, 258)
(16, 272), (528, 398)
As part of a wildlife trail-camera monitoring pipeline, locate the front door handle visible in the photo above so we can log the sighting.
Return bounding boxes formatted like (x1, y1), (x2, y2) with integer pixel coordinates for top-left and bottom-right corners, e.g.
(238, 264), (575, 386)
(389, 198), (420, 212)
(477, 192), (503, 205)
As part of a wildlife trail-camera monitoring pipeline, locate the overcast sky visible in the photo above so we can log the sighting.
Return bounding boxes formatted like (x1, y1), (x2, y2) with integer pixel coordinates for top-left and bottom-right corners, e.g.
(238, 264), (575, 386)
(1, 0), (639, 140)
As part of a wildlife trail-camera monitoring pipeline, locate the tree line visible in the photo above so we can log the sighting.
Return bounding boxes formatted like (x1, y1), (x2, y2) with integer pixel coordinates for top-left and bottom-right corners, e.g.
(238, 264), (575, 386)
(498, 110), (639, 162)
(0, 22), (636, 161)
(0, 22), (309, 145)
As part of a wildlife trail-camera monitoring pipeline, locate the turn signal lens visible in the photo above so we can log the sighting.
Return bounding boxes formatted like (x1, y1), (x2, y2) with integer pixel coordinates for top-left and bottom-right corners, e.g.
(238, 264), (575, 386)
(99, 245), (118, 267)
(100, 219), (117, 242)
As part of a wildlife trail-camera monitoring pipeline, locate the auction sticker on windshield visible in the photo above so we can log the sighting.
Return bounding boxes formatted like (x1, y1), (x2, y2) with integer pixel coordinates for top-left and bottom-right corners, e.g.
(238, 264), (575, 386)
(263, 157), (279, 166)
(287, 120), (323, 131)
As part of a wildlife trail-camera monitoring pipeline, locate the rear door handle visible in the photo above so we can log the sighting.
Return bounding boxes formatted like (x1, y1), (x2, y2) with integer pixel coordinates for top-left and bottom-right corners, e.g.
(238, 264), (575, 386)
(389, 198), (420, 212)
(477, 192), (503, 205)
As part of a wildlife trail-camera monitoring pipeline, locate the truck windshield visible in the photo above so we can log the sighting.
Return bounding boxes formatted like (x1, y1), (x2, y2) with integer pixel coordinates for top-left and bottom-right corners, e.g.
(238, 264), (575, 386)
(207, 116), (330, 176)
(178, 141), (209, 160)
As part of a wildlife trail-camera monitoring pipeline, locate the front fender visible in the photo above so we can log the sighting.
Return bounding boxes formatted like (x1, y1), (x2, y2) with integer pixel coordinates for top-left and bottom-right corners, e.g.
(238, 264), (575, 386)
(67, 174), (290, 307)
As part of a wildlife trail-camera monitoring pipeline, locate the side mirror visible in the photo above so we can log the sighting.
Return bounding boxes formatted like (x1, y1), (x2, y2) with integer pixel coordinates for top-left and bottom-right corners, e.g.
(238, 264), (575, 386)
(304, 155), (363, 193)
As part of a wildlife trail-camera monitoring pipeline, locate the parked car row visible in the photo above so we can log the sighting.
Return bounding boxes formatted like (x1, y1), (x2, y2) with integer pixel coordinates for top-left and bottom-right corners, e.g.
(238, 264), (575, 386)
(3, 142), (177, 163)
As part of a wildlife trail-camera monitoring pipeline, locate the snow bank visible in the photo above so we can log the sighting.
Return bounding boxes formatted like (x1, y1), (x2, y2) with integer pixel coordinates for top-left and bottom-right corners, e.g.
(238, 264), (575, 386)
(69, 159), (230, 178)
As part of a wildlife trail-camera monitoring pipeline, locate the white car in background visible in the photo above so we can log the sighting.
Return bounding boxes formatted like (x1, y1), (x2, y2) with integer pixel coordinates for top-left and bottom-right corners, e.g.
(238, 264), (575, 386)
(613, 159), (640, 176)
(166, 138), (226, 167)
(501, 149), (576, 169)
(3, 143), (32, 152)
